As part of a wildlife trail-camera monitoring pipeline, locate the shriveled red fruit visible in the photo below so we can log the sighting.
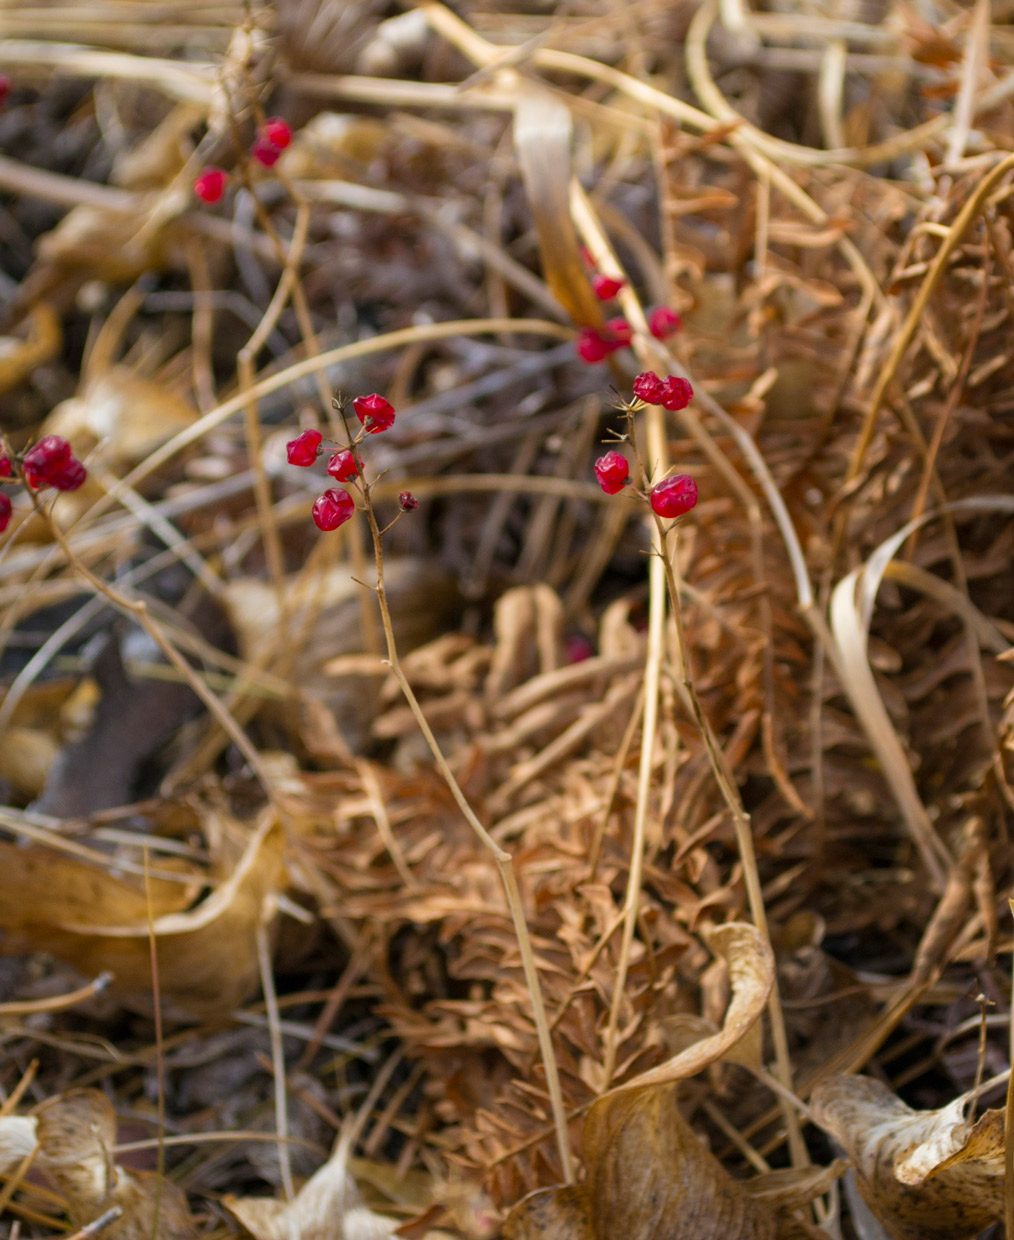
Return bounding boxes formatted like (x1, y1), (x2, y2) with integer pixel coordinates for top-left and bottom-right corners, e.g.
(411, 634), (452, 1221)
(312, 488), (355, 531)
(632, 371), (667, 405)
(0, 75), (10, 108)
(576, 328), (612, 364)
(261, 118), (292, 150)
(353, 393), (396, 434)
(326, 450), (358, 481)
(251, 137), (282, 167)
(0, 492), (11, 532)
(48, 457), (87, 492)
(398, 491), (419, 511)
(592, 273), (625, 300)
(605, 317), (632, 347)
(194, 167), (226, 204)
(286, 428), (323, 466)
(23, 435), (72, 488)
(650, 474), (698, 519)
(593, 450), (630, 495)
(648, 306), (682, 339)
(0, 456), (11, 478)
(659, 375), (693, 411)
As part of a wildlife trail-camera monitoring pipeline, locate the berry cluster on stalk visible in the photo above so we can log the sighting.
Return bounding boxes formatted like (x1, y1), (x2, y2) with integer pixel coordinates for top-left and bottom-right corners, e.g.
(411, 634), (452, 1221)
(193, 116), (295, 204)
(574, 250), (683, 362)
(286, 392), (416, 533)
(0, 435), (88, 534)
(592, 372), (699, 520)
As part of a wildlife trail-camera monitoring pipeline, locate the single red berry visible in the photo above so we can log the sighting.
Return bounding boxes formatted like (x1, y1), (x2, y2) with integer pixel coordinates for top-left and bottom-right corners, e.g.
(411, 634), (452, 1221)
(398, 491), (419, 511)
(650, 474), (698, 519)
(659, 375), (694, 412)
(48, 457), (87, 492)
(0, 75), (11, 108)
(604, 317), (632, 347)
(261, 117), (292, 150)
(251, 137), (282, 167)
(312, 488), (355, 531)
(194, 167), (227, 204)
(592, 273), (625, 300)
(632, 371), (667, 405)
(353, 393), (396, 434)
(576, 327), (612, 364)
(22, 435), (72, 488)
(0, 492), (11, 533)
(648, 306), (683, 339)
(0, 456), (11, 478)
(326, 449), (358, 481)
(565, 634), (594, 663)
(593, 450), (630, 495)
(286, 428), (322, 466)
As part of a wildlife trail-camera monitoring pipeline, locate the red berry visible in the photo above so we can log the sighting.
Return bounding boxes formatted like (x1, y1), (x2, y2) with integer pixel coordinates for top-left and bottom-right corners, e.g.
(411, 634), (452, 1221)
(576, 328), (612, 364)
(650, 474), (698, 519)
(659, 376), (694, 412)
(398, 491), (419, 511)
(261, 118), (292, 150)
(251, 137), (282, 167)
(286, 428), (322, 466)
(592, 273), (625, 300)
(648, 306), (683, 339)
(593, 450), (630, 495)
(0, 75), (10, 108)
(48, 457), (87, 492)
(632, 371), (667, 405)
(565, 634), (594, 663)
(312, 488), (355, 531)
(326, 449), (358, 481)
(604, 317), (632, 348)
(194, 167), (226, 204)
(0, 492), (11, 533)
(23, 435), (72, 489)
(352, 393), (396, 434)
(0, 456), (11, 478)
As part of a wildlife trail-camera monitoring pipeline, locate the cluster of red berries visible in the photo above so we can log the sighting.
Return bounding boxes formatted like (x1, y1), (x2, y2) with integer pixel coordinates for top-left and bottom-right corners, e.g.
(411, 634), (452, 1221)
(574, 307), (683, 365)
(592, 372), (698, 519)
(0, 435), (88, 533)
(193, 117), (294, 204)
(286, 393), (415, 532)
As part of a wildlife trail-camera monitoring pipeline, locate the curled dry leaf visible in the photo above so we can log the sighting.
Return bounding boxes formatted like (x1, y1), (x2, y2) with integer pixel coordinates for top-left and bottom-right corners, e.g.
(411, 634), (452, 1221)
(0, 816), (284, 1018)
(34, 1089), (195, 1240)
(225, 1133), (398, 1240)
(811, 1074), (1005, 1240)
(504, 924), (834, 1240)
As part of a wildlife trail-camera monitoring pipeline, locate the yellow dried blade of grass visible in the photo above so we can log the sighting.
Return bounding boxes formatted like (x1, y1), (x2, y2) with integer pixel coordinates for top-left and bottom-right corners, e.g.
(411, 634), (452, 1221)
(827, 499), (1014, 888)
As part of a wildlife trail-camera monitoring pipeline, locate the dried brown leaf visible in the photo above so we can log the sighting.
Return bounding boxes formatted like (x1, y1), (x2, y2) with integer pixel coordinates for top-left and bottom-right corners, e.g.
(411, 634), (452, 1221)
(811, 1075), (1004, 1240)
(0, 1115), (38, 1173)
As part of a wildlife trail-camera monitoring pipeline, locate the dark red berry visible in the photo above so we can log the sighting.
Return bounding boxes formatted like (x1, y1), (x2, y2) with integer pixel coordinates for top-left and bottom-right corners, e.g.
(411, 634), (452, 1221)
(659, 376), (693, 412)
(565, 634), (594, 663)
(48, 457), (87, 492)
(576, 328), (612, 364)
(398, 491), (419, 511)
(632, 371), (667, 405)
(261, 118), (292, 150)
(0, 456), (11, 478)
(0, 75), (10, 108)
(604, 317), (632, 348)
(0, 492), (11, 532)
(648, 306), (682, 339)
(312, 488), (355, 531)
(353, 393), (396, 434)
(286, 428), (323, 466)
(23, 435), (72, 489)
(592, 273), (625, 300)
(251, 137), (282, 167)
(593, 450), (630, 495)
(194, 167), (227, 204)
(650, 474), (698, 519)
(326, 450), (358, 481)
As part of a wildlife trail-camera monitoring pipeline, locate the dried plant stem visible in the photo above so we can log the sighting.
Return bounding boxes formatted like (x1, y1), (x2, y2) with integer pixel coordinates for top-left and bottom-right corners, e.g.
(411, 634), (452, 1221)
(257, 916), (294, 1201)
(142, 849), (166, 1240)
(353, 466), (573, 1182)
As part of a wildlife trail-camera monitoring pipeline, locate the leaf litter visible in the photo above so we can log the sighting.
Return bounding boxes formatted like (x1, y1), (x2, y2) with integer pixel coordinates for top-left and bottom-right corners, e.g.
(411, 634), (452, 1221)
(1, 1), (1014, 1238)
